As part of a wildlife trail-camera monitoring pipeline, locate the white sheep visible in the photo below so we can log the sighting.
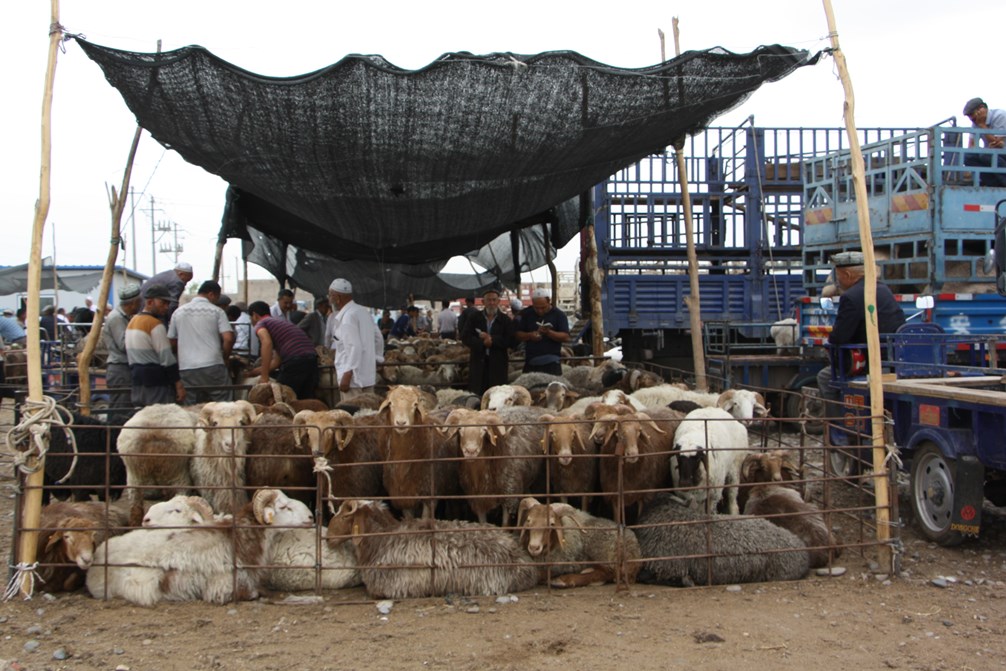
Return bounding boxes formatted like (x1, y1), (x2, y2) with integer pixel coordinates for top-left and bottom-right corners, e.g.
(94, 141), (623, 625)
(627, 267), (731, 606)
(87, 489), (312, 605)
(116, 403), (199, 526)
(770, 317), (799, 354)
(480, 384), (533, 411)
(670, 407), (751, 515)
(630, 385), (769, 425)
(191, 401), (258, 515)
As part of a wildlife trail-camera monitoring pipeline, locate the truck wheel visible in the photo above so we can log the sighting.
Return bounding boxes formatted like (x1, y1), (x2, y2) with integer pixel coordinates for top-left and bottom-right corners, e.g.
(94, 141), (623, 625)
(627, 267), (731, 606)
(910, 443), (964, 546)
(785, 379), (824, 435)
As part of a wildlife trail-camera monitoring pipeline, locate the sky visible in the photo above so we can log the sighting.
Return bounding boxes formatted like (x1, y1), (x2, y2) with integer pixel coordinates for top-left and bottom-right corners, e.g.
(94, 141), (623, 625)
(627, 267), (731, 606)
(3, 1), (1002, 296)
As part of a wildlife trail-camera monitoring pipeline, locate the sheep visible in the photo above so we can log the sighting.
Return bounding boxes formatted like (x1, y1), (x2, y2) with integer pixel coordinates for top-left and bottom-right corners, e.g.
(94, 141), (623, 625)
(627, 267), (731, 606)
(86, 489), (312, 605)
(600, 367), (664, 393)
(531, 380), (579, 412)
(740, 451), (839, 569)
(327, 499), (538, 599)
(599, 389), (648, 411)
(378, 385), (460, 519)
(635, 494), (810, 586)
(440, 406), (546, 525)
(480, 384), (533, 411)
(383, 363), (456, 386)
(116, 403), (198, 526)
(564, 360), (626, 394)
(591, 404), (681, 525)
(539, 413), (598, 511)
(247, 381), (297, 406)
(43, 411), (126, 503)
(191, 401), (259, 515)
(630, 386), (769, 424)
(36, 501), (128, 592)
(670, 407), (751, 515)
(246, 405), (315, 509)
(291, 409), (384, 508)
(435, 388), (482, 410)
(770, 317), (799, 354)
(511, 371), (565, 391)
(516, 498), (640, 588)
(143, 492), (361, 591)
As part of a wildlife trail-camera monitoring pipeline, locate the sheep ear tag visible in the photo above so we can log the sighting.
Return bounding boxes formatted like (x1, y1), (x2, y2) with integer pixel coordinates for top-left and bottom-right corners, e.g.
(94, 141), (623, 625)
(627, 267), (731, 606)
(352, 523), (360, 536)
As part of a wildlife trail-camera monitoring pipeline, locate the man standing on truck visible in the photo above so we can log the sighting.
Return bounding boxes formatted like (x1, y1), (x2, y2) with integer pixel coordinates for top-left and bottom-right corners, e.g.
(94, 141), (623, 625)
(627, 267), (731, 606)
(962, 97), (1006, 187)
(817, 252), (906, 439)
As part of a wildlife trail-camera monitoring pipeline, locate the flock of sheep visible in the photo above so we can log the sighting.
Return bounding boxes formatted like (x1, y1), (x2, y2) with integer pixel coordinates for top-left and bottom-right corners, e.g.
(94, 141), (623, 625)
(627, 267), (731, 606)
(30, 356), (844, 605)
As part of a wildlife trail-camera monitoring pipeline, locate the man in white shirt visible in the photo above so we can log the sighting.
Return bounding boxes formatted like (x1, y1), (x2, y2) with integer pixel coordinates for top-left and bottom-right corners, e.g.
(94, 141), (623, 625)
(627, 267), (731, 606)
(168, 280), (235, 403)
(271, 289), (296, 321)
(325, 278), (379, 400)
(436, 301), (458, 339)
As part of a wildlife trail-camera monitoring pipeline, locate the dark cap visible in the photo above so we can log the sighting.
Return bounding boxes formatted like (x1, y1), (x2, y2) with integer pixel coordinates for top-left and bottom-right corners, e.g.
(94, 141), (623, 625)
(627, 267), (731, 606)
(963, 97), (986, 116)
(831, 251), (865, 267)
(144, 284), (172, 300)
(406, 305), (419, 313)
(216, 293), (233, 307)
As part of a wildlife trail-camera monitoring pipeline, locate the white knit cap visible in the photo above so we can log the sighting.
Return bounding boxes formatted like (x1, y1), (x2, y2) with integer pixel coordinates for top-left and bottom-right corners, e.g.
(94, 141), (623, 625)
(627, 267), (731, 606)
(532, 288), (550, 300)
(174, 261), (193, 273)
(329, 278), (352, 294)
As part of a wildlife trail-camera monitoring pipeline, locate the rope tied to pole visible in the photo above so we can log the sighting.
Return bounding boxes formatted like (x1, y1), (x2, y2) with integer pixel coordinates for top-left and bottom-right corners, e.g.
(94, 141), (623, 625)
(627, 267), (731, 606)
(6, 396), (76, 480)
(312, 455), (337, 515)
(3, 563), (43, 601)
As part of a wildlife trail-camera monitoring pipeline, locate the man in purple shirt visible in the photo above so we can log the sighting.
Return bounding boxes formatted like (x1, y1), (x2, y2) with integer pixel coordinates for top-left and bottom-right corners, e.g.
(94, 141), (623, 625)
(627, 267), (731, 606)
(248, 301), (319, 399)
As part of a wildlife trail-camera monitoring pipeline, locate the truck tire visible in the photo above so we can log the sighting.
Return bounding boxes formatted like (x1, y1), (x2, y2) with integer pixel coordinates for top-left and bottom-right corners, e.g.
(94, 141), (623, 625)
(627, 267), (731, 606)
(910, 442), (964, 546)
(785, 377), (824, 435)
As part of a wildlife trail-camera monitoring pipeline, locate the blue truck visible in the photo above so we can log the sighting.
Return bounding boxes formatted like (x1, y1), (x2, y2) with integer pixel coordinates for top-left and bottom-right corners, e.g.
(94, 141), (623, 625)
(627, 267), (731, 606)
(592, 118), (1006, 404)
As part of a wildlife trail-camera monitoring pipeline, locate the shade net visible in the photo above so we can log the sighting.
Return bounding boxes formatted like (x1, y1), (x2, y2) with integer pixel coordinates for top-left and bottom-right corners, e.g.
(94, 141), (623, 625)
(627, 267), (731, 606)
(77, 39), (814, 306)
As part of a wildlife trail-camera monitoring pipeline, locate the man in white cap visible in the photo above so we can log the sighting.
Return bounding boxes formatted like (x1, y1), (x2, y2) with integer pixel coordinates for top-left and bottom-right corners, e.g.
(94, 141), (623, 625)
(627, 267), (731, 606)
(514, 288), (570, 374)
(102, 282), (143, 410)
(325, 278), (381, 400)
(141, 261), (194, 321)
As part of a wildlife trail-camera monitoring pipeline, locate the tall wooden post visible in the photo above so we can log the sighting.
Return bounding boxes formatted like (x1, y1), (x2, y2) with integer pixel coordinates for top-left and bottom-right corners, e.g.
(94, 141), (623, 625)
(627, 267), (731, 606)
(667, 19), (707, 390)
(822, 0), (893, 571)
(17, 0), (62, 597)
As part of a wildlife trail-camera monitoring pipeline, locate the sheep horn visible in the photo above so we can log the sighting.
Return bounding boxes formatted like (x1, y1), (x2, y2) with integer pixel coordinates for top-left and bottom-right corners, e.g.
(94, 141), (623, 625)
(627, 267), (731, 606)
(740, 454), (762, 482)
(253, 489), (281, 525)
(552, 503), (585, 532)
(334, 424), (355, 452)
(270, 383), (283, 405)
(185, 496), (215, 523)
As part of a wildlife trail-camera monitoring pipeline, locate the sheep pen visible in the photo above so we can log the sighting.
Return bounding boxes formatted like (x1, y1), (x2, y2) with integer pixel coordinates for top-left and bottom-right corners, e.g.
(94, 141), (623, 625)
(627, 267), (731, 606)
(0, 376), (953, 667)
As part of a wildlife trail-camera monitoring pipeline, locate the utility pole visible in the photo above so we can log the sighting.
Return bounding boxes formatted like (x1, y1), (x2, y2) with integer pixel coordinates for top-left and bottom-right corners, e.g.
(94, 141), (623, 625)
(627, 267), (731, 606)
(147, 195), (165, 274)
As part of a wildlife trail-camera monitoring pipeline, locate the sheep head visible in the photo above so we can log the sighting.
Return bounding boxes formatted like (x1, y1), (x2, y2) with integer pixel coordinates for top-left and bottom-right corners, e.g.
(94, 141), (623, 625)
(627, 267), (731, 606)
(252, 489), (313, 527)
(379, 385), (429, 433)
(481, 384), (532, 411)
(440, 408), (506, 457)
(198, 400), (258, 453)
(717, 389), (769, 426)
(671, 432), (707, 488)
(741, 450), (801, 484)
(327, 499), (396, 546)
(293, 409), (355, 455)
(541, 414), (589, 466)
(45, 517), (99, 570)
(517, 498), (584, 556)
(542, 381), (574, 412)
(143, 495), (216, 527)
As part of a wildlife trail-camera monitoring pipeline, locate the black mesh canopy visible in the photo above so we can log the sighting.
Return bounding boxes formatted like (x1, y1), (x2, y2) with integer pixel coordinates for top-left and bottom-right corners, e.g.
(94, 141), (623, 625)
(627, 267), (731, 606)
(77, 39), (814, 306)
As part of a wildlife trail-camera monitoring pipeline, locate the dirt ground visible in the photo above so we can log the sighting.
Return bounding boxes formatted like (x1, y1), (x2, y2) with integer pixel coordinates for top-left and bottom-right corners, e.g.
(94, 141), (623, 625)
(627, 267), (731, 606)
(0, 403), (1004, 671)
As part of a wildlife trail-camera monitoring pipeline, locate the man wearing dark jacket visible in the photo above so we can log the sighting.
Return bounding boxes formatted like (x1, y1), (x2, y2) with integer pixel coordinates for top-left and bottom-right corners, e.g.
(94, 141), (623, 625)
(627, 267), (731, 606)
(461, 288), (513, 395)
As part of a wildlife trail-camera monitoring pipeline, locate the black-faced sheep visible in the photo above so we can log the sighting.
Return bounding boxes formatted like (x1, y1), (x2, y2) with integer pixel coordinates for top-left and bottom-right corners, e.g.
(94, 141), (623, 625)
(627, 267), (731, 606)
(116, 403), (198, 526)
(516, 498), (640, 588)
(43, 412), (126, 503)
(192, 401), (258, 515)
(670, 407), (751, 515)
(635, 494), (810, 586)
(440, 406), (546, 525)
(378, 385), (459, 519)
(327, 499), (538, 599)
(86, 489), (312, 605)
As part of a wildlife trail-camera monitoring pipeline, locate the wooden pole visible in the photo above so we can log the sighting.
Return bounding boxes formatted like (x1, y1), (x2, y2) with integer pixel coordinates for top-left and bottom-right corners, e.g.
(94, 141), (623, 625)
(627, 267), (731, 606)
(584, 223), (605, 357)
(669, 18), (708, 391)
(17, 0), (62, 597)
(211, 239), (225, 283)
(822, 0), (893, 571)
(76, 128), (144, 417)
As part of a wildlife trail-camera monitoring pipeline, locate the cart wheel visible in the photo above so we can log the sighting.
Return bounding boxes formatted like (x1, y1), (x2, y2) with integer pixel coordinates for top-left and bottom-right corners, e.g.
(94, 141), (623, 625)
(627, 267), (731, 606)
(786, 381), (824, 435)
(910, 442), (964, 546)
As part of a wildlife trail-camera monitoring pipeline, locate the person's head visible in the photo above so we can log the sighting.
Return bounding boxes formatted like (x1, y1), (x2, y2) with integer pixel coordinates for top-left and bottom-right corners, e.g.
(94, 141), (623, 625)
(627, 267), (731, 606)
(442, 300), (451, 310)
(198, 280), (222, 303)
(510, 298), (523, 315)
(328, 278), (353, 309)
(831, 251), (866, 290)
(314, 296), (331, 316)
(406, 305), (420, 319)
(248, 300), (271, 325)
(56, 307), (66, 316)
(225, 305), (242, 321)
(143, 284), (173, 317)
(118, 282), (143, 316)
(216, 294), (233, 309)
(964, 97), (988, 125)
(465, 296), (475, 307)
(276, 288), (295, 313)
(42, 305), (55, 317)
(482, 289), (500, 316)
(531, 288), (552, 317)
(84, 296), (94, 308)
(381, 308), (391, 319)
(174, 261), (194, 285)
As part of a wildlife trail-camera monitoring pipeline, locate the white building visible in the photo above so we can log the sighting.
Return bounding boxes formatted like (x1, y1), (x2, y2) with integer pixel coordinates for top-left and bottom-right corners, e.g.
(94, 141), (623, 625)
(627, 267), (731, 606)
(0, 264), (148, 314)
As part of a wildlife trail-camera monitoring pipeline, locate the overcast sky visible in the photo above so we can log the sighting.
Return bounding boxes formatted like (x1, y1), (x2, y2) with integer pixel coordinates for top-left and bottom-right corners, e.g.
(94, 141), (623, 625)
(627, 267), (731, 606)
(3, 1), (1000, 295)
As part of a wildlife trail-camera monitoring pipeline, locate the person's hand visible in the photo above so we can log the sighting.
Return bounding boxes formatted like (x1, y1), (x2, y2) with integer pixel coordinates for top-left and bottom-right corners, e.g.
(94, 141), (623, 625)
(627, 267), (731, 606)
(990, 135), (1005, 149)
(175, 381), (186, 404)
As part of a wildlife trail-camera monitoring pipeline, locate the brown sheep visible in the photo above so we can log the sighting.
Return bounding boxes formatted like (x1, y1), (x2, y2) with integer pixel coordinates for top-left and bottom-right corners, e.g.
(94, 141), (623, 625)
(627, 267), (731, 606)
(36, 501), (128, 592)
(246, 405), (315, 509)
(540, 413), (598, 511)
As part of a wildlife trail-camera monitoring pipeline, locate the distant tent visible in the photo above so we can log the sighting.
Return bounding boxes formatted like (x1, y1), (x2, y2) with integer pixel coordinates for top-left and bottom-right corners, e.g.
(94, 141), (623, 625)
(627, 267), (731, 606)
(77, 40), (816, 305)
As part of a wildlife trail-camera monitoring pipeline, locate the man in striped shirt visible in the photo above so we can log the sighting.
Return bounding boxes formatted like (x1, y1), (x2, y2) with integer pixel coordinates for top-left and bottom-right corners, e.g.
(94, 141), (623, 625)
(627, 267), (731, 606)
(248, 301), (319, 400)
(126, 284), (184, 406)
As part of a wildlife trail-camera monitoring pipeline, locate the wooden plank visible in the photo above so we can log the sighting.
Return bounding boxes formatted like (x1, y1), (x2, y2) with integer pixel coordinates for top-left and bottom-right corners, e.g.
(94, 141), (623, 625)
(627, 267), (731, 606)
(868, 378), (1006, 407)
